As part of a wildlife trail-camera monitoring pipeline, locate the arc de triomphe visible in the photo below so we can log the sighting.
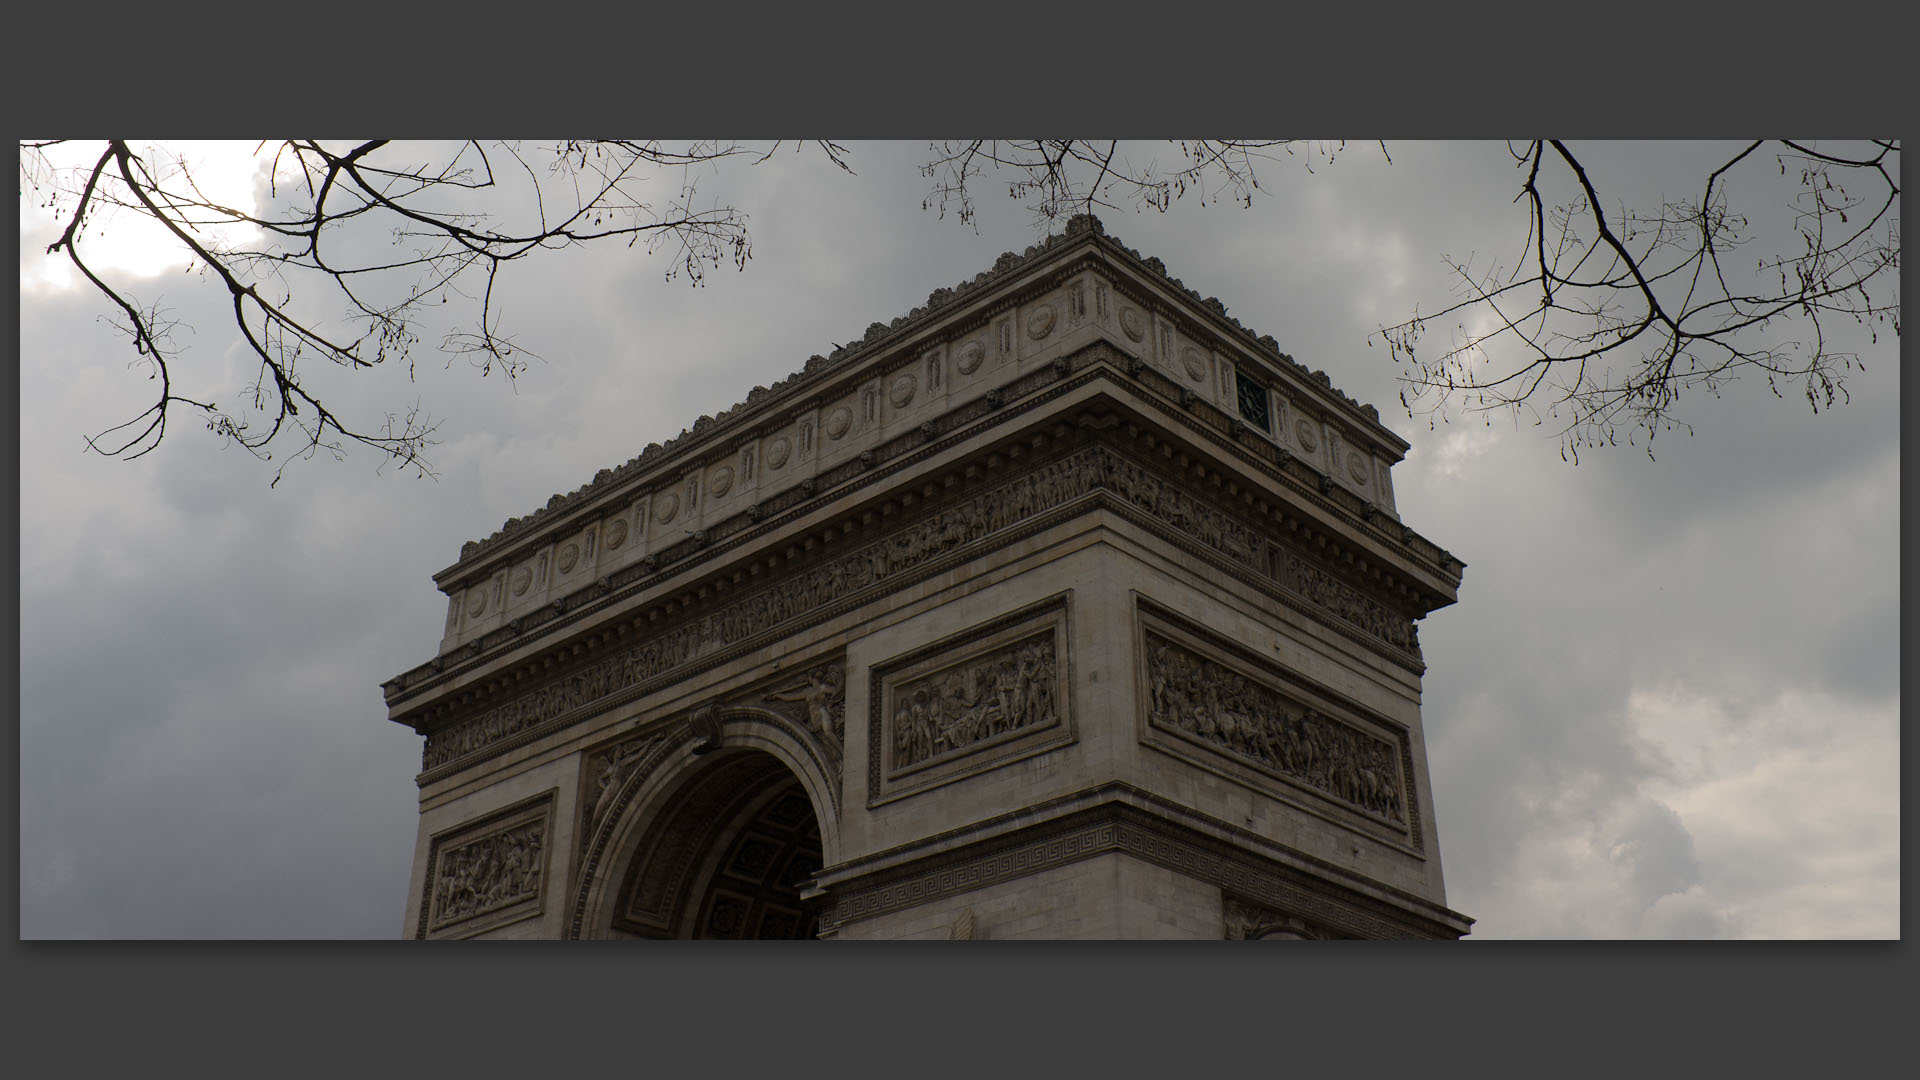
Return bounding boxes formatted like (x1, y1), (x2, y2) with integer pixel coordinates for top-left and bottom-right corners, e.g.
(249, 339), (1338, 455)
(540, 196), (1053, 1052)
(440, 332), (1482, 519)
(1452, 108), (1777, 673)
(384, 216), (1472, 940)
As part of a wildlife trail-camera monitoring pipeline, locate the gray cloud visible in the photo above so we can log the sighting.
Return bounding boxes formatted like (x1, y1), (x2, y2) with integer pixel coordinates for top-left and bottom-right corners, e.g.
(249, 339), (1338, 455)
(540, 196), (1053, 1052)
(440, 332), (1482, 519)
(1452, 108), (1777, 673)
(18, 140), (1898, 938)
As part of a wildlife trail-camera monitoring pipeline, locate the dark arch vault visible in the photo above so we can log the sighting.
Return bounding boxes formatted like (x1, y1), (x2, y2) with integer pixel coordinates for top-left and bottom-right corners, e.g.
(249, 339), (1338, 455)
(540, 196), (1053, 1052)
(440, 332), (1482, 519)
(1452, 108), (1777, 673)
(611, 751), (822, 939)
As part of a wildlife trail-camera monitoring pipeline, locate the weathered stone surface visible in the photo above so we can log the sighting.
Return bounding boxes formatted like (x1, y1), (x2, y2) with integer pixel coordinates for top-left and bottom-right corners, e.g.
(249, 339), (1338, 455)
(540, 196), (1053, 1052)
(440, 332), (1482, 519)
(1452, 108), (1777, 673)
(390, 219), (1470, 940)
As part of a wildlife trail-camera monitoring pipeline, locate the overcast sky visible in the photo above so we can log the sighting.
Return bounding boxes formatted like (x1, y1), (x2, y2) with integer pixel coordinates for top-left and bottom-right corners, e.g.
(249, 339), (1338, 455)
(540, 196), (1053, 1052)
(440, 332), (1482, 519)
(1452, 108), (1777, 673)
(17, 140), (1899, 939)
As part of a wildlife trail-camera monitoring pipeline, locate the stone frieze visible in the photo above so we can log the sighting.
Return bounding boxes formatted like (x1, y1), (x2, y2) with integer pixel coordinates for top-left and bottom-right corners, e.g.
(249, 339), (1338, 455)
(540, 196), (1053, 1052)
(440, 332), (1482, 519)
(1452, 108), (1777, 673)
(423, 442), (1418, 774)
(431, 822), (545, 928)
(421, 795), (553, 937)
(868, 597), (1072, 806)
(1145, 630), (1407, 826)
(889, 631), (1058, 771)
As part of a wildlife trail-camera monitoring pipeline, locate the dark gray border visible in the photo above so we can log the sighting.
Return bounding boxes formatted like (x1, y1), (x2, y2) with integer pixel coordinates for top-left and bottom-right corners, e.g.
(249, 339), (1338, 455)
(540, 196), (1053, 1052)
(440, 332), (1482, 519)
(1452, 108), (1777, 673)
(9, 12), (1908, 1078)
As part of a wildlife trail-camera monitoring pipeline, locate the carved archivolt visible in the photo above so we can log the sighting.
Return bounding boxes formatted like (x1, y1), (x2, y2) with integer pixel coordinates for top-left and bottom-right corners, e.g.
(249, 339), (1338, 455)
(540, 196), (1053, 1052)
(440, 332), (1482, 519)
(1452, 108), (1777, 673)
(422, 444), (1416, 773)
(1223, 896), (1333, 940)
(1143, 623), (1409, 829)
(568, 660), (849, 938)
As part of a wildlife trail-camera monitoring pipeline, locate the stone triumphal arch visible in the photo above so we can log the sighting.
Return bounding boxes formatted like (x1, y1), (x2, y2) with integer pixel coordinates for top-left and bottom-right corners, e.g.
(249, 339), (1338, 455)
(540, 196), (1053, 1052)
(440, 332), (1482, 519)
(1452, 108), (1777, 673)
(385, 216), (1473, 939)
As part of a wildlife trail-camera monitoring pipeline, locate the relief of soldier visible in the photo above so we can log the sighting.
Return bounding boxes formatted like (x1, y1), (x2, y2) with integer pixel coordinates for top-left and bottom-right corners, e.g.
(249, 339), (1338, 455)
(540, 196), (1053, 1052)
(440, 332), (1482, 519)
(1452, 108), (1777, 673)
(433, 823), (545, 925)
(892, 637), (1057, 769)
(1146, 636), (1405, 823)
(766, 664), (847, 746)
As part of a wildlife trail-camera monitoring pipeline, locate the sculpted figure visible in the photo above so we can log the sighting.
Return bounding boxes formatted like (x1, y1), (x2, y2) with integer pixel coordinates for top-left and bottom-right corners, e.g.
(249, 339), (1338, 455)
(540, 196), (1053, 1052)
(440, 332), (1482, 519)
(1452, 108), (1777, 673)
(894, 701), (915, 764)
(767, 665), (845, 746)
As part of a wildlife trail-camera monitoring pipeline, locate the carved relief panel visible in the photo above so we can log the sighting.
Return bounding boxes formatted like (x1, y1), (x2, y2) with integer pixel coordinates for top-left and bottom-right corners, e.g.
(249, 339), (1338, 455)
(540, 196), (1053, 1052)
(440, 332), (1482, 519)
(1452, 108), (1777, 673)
(868, 595), (1073, 806)
(763, 661), (847, 765)
(418, 790), (556, 938)
(579, 731), (675, 853)
(1135, 601), (1420, 850)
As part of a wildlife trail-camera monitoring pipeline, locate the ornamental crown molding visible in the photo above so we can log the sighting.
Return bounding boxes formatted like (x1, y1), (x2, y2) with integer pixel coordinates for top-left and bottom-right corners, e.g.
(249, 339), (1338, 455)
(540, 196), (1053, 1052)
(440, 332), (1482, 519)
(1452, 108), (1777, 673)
(434, 214), (1401, 583)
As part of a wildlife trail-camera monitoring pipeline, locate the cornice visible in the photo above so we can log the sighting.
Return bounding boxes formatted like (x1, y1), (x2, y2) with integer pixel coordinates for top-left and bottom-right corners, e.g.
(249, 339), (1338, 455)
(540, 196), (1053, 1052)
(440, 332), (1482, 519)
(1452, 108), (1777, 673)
(431, 214), (1411, 590)
(385, 350), (1463, 724)
(395, 394), (1472, 782)
(811, 782), (1472, 939)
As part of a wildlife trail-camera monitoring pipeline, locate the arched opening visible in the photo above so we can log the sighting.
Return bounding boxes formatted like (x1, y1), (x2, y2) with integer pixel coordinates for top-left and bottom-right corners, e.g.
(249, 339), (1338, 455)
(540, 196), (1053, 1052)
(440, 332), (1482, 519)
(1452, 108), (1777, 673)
(605, 749), (823, 939)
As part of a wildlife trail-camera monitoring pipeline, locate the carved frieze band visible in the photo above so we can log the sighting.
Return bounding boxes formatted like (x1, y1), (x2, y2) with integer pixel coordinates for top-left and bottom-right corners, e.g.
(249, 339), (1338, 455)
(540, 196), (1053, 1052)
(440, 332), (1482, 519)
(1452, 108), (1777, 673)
(423, 443), (1416, 774)
(418, 791), (555, 939)
(870, 598), (1071, 805)
(1144, 630), (1408, 828)
(1099, 454), (1419, 654)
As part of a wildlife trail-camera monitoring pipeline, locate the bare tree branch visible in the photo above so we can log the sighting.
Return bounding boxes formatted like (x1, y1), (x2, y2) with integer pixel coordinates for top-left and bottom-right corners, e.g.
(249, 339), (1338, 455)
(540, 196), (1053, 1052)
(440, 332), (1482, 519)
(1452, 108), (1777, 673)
(908, 138), (1898, 462)
(918, 139), (1349, 229)
(22, 139), (836, 481)
(1373, 140), (1899, 461)
(27, 139), (1899, 480)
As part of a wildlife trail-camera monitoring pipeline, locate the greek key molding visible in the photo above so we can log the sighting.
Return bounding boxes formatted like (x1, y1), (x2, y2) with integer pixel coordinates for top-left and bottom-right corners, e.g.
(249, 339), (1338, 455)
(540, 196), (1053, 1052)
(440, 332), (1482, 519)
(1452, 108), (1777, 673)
(417, 790), (556, 939)
(868, 595), (1072, 807)
(819, 797), (1466, 939)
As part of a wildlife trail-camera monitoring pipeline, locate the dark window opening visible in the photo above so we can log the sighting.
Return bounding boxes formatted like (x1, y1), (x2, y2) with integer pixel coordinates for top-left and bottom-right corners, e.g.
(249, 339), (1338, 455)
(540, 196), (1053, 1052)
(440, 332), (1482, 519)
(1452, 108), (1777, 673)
(1235, 371), (1271, 432)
